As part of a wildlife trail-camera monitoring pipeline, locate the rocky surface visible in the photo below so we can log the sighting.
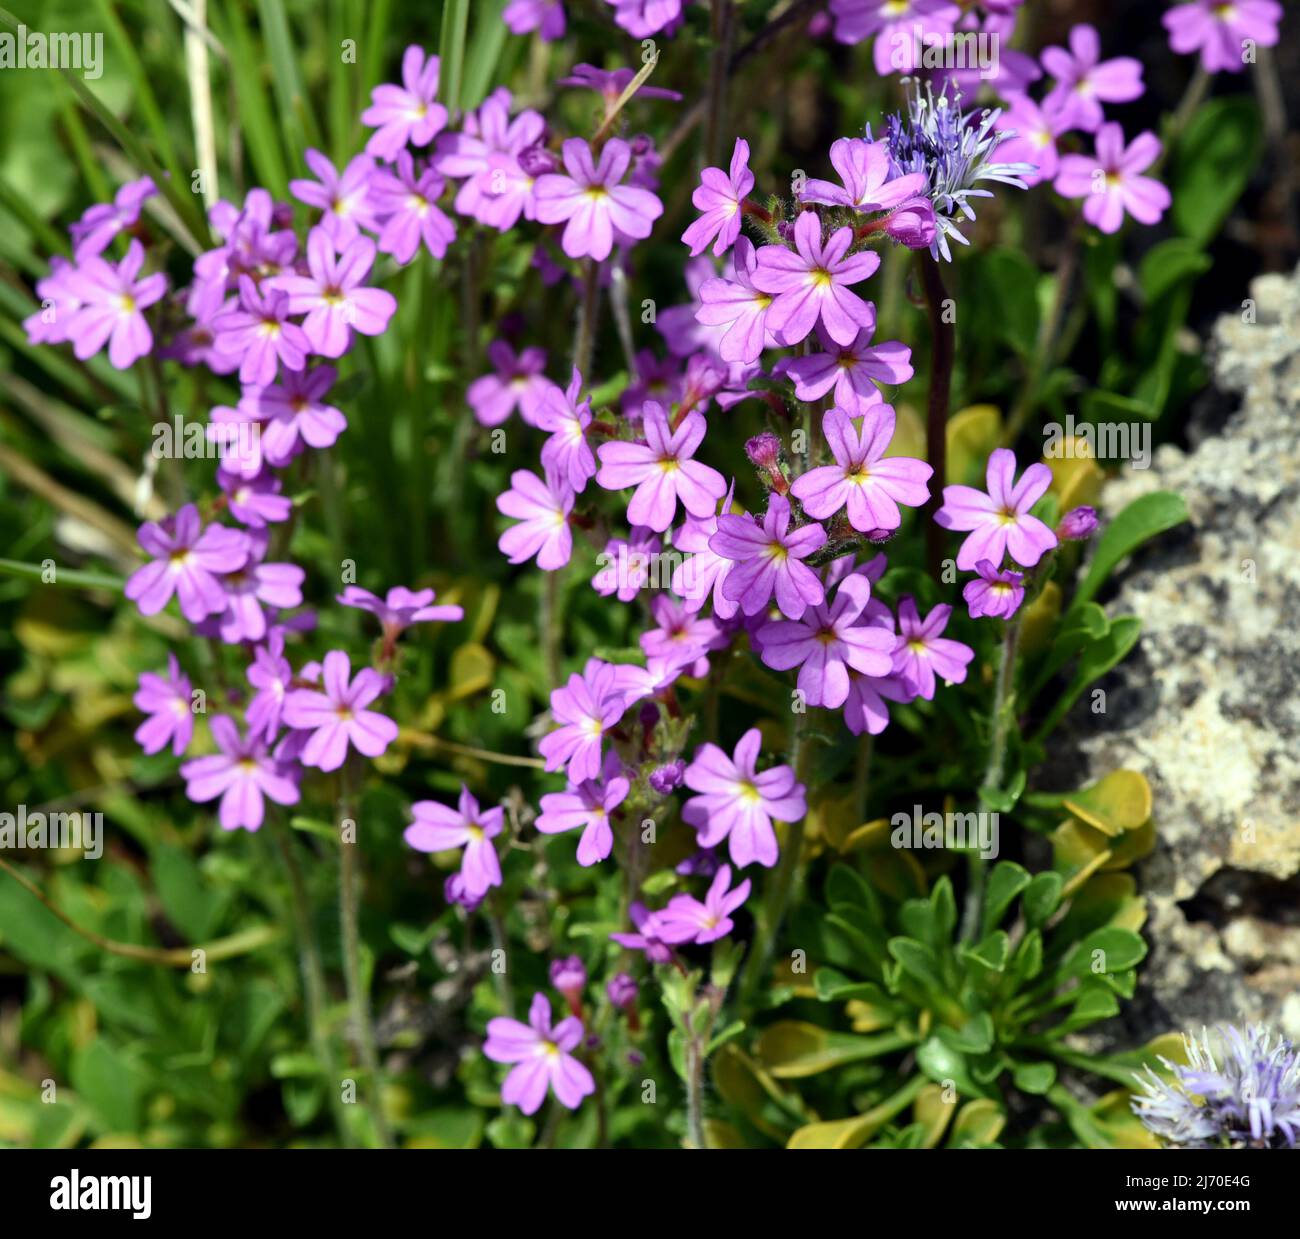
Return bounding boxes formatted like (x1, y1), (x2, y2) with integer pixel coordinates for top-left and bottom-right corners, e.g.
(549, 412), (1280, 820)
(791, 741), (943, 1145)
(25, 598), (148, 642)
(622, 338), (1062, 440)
(1066, 266), (1300, 1042)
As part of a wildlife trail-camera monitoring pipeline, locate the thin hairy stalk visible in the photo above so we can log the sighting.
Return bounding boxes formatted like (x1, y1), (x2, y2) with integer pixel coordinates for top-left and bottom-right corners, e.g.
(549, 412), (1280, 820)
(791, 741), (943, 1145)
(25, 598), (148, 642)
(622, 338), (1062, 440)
(962, 613), (1022, 942)
(336, 763), (393, 1148)
(0, 855), (278, 965)
(274, 828), (351, 1145)
(398, 729), (547, 769)
(918, 253), (953, 577)
(739, 710), (807, 1004)
(1003, 222), (1081, 446)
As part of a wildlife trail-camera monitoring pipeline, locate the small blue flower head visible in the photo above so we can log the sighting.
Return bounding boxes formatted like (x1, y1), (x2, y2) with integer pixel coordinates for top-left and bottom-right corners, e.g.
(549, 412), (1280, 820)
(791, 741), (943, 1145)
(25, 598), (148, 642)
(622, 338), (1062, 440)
(869, 81), (1034, 262)
(1133, 1024), (1300, 1149)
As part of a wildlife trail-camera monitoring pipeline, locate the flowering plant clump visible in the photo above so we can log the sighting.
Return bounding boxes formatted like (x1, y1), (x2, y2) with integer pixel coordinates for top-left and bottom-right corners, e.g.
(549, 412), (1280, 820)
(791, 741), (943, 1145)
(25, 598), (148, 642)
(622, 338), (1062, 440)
(0, 0), (1289, 1156)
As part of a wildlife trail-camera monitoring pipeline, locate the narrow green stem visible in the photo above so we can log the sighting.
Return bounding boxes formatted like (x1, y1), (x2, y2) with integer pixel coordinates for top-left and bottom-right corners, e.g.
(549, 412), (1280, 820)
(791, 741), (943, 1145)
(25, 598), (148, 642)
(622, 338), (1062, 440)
(918, 253), (953, 578)
(740, 710), (807, 1004)
(702, 0), (734, 170)
(1003, 221), (1081, 447)
(336, 764), (393, 1148)
(572, 258), (601, 379)
(851, 732), (873, 823)
(540, 568), (562, 694)
(275, 827), (351, 1146)
(963, 615), (1022, 942)
(685, 1036), (708, 1149)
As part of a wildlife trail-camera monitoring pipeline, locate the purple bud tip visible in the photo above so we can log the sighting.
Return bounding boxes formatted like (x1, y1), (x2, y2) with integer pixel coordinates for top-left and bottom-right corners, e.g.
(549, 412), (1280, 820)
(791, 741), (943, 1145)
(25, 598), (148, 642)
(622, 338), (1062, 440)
(864, 527), (897, 544)
(1057, 505), (1099, 541)
(638, 701), (660, 730)
(444, 873), (483, 912)
(517, 143), (559, 178)
(745, 432), (783, 470)
(549, 954), (587, 993)
(648, 759), (685, 795)
(607, 972), (638, 1008)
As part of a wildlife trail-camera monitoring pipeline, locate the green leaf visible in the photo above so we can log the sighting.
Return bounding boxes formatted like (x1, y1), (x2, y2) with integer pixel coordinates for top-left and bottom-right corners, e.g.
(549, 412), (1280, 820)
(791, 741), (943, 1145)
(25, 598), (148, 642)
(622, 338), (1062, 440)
(1172, 97), (1264, 248)
(961, 930), (1010, 974)
(1012, 1061), (1056, 1095)
(1021, 872), (1063, 928)
(70, 1039), (145, 1132)
(1069, 491), (1189, 616)
(982, 862), (1031, 930)
(1061, 927), (1148, 979)
(1033, 616), (1142, 741)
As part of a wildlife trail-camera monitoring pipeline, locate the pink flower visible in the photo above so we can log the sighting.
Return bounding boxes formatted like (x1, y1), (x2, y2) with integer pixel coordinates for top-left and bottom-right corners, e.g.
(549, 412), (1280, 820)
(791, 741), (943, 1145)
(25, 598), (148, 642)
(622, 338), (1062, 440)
(801, 137), (926, 212)
(695, 236), (777, 365)
(963, 559), (1025, 620)
(752, 211), (879, 348)
(289, 149), (379, 247)
(434, 90), (546, 231)
(483, 992), (595, 1115)
(829, 0), (961, 74)
(246, 632), (293, 742)
(218, 467), (292, 528)
(681, 137), (754, 257)
(1163, 0), (1282, 74)
(503, 0), (566, 41)
(993, 95), (1070, 187)
(467, 340), (552, 427)
(281, 650), (399, 771)
(536, 762), (630, 867)
(1053, 124), (1170, 235)
(756, 574), (896, 708)
(610, 902), (674, 963)
(213, 542), (305, 644)
(672, 491), (741, 620)
(655, 865), (753, 944)
(267, 229), (397, 358)
(1040, 24), (1145, 133)
(496, 469), (574, 569)
(180, 715), (299, 831)
(369, 151), (456, 263)
(251, 364), (347, 464)
(361, 45), (448, 160)
(133, 654), (194, 756)
(337, 585), (463, 632)
(639, 594), (722, 674)
(780, 323), (913, 415)
(23, 258), (82, 345)
(710, 492), (826, 620)
(536, 368), (597, 493)
(538, 661), (626, 784)
(125, 504), (250, 621)
(604, 0), (684, 39)
(789, 406), (932, 533)
(64, 239), (167, 369)
(890, 598), (974, 699)
(70, 176), (156, 261)
(936, 447), (1058, 570)
(534, 138), (664, 261)
(212, 276), (311, 386)
(404, 785), (504, 898)
(592, 527), (662, 602)
(682, 729), (806, 869)
(595, 402), (726, 533)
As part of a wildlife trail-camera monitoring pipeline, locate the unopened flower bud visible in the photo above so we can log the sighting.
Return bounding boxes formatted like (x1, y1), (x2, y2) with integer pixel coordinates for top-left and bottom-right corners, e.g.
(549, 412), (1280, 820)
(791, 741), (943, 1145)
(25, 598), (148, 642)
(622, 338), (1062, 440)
(1057, 505), (1099, 541)
(648, 759), (684, 795)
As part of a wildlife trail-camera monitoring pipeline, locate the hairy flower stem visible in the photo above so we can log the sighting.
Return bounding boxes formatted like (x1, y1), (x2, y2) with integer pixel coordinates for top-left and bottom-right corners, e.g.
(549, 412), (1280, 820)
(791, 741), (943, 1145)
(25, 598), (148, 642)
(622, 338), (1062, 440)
(275, 828), (351, 1146)
(851, 732), (873, 823)
(485, 900), (515, 1018)
(336, 763), (393, 1148)
(1003, 221), (1080, 447)
(541, 568), (562, 693)
(703, 0), (734, 171)
(918, 253), (953, 578)
(739, 709), (807, 1006)
(685, 1035), (709, 1149)
(572, 258), (601, 379)
(962, 613), (1022, 942)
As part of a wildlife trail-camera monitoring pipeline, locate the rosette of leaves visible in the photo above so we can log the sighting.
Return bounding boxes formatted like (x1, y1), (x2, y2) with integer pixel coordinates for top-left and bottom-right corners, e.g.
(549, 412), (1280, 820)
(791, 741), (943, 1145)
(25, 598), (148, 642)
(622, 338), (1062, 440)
(732, 858), (1167, 1148)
